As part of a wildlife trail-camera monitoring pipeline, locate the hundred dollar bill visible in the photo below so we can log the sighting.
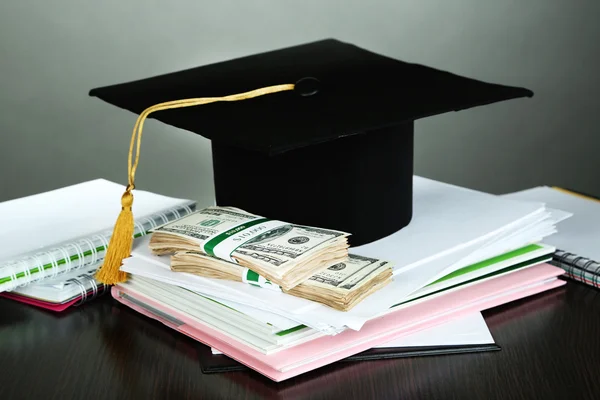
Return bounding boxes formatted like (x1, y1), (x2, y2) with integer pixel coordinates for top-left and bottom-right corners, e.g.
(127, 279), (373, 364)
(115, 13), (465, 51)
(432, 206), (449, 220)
(302, 254), (391, 291)
(171, 252), (393, 311)
(149, 206), (350, 290)
(286, 254), (393, 311)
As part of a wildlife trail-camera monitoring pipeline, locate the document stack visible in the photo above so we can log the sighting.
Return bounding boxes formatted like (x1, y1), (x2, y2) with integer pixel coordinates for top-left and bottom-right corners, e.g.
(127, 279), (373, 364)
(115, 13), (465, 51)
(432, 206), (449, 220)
(110, 176), (570, 381)
(202, 312), (499, 373)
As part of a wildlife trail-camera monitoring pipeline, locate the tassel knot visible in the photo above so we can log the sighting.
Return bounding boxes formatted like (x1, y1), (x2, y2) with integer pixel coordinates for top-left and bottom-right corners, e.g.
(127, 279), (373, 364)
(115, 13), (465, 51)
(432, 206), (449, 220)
(121, 190), (133, 209)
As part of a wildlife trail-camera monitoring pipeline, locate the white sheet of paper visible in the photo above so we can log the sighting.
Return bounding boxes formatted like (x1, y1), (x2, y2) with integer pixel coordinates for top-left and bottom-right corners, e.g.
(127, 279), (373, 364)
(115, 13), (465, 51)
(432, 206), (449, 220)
(198, 293), (303, 332)
(374, 312), (494, 347)
(0, 179), (191, 263)
(210, 312), (494, 354)
(351, 176), (545, 274)
(502, 187), (600, 261)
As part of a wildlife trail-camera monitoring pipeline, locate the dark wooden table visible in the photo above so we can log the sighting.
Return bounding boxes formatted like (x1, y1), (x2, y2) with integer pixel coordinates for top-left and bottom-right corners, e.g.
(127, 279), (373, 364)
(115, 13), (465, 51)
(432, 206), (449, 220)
(1, 279), (599, 400)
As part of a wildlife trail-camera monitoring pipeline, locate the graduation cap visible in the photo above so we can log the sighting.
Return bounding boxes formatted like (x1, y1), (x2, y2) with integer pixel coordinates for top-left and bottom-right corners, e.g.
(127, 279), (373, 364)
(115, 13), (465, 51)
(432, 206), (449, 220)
(89, 38), (533, 284)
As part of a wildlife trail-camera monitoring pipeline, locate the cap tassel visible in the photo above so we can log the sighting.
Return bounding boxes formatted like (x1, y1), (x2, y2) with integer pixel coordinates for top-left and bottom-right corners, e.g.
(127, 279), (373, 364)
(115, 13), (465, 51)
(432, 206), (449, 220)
(96, 188), (134, 284)
(95, 83), (296, 285)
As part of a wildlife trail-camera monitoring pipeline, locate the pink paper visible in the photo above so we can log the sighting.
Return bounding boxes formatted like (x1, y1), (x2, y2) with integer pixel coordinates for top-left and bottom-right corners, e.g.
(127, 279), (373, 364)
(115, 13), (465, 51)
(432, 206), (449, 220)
(0, 292), (80, 312)
(113, 263), (565, 381)
(1, 287), (106, 312)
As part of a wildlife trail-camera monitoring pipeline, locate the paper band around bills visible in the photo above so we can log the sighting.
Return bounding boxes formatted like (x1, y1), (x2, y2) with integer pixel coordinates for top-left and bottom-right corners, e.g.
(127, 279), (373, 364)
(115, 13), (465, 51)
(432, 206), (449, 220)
(203, 218), (289, 263)
(242, 268), (281, 291)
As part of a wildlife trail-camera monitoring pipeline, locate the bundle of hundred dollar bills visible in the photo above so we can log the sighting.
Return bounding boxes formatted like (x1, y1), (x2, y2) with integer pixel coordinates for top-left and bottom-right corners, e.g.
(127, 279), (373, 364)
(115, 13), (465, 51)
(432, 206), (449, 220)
(149, 206), (394, 311)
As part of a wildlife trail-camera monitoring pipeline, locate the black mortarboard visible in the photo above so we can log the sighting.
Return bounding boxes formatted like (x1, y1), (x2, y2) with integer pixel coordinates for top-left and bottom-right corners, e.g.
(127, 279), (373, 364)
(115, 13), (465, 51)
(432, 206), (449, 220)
(89, 38), (533, 249)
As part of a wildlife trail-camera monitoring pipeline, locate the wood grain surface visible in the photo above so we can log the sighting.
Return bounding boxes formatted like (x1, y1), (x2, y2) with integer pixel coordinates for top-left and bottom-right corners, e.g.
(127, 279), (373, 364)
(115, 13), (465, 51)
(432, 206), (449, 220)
(1, 279), (599, 400)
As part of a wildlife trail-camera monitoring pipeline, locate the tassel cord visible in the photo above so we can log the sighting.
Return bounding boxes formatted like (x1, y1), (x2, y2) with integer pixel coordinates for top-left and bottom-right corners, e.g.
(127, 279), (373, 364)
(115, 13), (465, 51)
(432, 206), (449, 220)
(95, 83), (295, 285)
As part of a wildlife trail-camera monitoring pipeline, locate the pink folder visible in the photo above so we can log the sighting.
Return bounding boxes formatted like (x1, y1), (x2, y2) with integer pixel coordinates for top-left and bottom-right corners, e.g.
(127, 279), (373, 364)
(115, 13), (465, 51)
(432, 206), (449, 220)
(1, 287), (108, 312)
(112, 263), (565, 381)
(0, 292), (80, 312)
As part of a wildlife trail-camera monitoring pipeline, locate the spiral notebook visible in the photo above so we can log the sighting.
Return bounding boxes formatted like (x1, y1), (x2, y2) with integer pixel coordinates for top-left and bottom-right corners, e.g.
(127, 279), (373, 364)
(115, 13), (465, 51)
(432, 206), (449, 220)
(0, 264), (109, 311)
(502, 186), (600, 288)
(0, 179), (196, 293)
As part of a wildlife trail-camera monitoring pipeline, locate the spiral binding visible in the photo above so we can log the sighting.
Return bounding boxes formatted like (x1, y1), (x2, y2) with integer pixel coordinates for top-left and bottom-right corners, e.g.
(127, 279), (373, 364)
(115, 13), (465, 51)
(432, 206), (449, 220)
(553, 250), (600, 288)
(0, 201), (197, 292)
(70, 274), (109, 306)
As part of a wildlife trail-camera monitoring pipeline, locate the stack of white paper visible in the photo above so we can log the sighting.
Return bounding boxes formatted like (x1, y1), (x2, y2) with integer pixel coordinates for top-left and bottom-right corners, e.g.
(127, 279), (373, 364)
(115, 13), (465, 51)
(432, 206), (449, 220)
(209, 312), (495, 355)
(501, 186), (599, 262)
(121, 176), (567, 334)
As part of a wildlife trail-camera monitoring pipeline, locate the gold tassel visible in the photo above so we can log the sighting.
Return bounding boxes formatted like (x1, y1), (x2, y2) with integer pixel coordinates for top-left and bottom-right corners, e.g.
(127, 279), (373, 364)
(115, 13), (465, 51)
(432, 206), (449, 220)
(95, 83), (295, 285)
(95, 189), (134, 284)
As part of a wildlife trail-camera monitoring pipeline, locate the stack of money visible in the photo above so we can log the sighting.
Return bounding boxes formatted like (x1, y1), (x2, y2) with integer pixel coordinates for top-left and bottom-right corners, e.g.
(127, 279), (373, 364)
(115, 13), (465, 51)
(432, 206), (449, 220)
(172, 252), (393, 311)
(149, 206), (350, 291)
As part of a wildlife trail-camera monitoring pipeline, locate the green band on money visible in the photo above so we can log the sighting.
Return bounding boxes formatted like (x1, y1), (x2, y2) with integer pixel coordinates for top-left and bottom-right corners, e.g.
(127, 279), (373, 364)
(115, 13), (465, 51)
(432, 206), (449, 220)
(204, 217), (269, 259)
(246, 269), (261, 286)
(244, 269), (278, 289)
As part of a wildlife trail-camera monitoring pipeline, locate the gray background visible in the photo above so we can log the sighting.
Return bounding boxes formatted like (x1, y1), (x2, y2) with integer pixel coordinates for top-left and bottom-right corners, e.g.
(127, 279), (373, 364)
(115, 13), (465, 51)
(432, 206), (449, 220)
(1, 0), (598, 206)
